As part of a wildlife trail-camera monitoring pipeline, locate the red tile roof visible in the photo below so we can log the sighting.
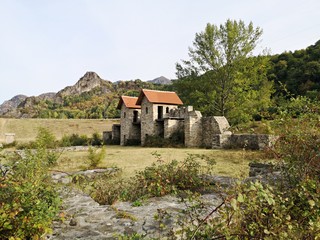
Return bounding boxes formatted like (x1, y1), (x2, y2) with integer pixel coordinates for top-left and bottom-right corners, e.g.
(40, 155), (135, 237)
(136, 89), (183, 105)
(117, 96), (141, 109)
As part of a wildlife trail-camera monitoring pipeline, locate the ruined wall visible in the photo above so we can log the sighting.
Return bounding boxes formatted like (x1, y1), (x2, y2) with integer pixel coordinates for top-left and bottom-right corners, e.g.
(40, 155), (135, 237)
(140, 99), (155, 145)
(120, 105), (141, 145)
(167, 106), (193, 119)
(164, 119), (184, 139)
(184, 111), (202, 147)
(112, 124), (120, 144)
(201, 116), (231, 148)
(227, 134), (277, 150)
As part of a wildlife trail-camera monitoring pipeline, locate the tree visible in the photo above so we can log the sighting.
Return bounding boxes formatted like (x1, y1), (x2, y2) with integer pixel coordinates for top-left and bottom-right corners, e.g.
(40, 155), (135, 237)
(175, 19), (273, 124)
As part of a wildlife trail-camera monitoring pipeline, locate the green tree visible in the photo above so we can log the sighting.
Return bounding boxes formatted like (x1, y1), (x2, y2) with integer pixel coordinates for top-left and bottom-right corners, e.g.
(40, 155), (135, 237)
(175, 19), (273, 124)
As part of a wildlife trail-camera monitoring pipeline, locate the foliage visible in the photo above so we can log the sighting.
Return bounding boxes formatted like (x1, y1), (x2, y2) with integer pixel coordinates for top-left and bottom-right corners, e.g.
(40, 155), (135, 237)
(179, 180), (320, 239)
(90, 132), (103, 146)
(144, 130), (184, 147)
(0, 131), (61, 239)
(87, 146), (106, 169)
(87, 152), (216, 204)
(268, 40), (320, 98)
(175, 19), (273, 124)
(271, 114), (320, 184)
(60, 133), (89, 147)
(127, 153), (216, 199)
(169, 112), (320, 239)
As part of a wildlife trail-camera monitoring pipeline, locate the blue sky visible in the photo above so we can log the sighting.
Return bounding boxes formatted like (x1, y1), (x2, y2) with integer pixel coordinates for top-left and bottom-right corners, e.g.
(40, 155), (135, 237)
(1, 0), (320, 103)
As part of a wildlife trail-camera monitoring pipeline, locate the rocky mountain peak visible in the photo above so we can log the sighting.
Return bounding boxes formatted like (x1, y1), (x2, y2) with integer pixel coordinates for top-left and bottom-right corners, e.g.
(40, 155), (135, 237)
(148, 76), (172, 85)
(58, 71), (105, 97)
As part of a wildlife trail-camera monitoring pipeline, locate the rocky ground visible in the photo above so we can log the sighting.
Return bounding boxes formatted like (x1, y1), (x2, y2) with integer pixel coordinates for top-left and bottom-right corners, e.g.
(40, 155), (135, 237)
(47, 171), (226, 240)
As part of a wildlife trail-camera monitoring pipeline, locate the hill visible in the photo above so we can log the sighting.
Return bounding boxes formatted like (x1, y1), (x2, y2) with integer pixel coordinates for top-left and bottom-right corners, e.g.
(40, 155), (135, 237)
(0, 72), (170, 118)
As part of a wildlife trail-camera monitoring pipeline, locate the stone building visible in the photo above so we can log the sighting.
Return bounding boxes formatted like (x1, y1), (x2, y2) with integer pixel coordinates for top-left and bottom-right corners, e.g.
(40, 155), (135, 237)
(136, 89), (183, 145)
(105, 89), (274, 150)
(117, 96), (141, 146)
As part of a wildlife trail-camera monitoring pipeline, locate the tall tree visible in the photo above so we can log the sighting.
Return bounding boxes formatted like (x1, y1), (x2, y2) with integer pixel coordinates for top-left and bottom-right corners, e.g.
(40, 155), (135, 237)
(175, 19), (273, 124)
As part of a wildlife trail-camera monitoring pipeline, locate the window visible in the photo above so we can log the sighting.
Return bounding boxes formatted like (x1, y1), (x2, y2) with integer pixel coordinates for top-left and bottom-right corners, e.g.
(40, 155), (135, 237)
(133, 110), (138, 122)
(157, 106), (163, 120)
(146, 107), (148, 114)
(166, 107), (169, 113)
(123, 112), (126, 118)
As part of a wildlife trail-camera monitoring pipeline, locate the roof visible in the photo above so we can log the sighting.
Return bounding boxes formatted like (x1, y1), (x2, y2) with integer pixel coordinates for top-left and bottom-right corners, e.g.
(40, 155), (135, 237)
(136, 89), (183, 105)
(117, 96), (141, 109)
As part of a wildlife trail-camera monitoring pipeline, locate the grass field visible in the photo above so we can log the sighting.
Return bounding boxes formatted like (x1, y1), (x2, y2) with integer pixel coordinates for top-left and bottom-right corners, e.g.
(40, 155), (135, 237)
(55, 146), (269, 179)
(0, 118), (119, 143)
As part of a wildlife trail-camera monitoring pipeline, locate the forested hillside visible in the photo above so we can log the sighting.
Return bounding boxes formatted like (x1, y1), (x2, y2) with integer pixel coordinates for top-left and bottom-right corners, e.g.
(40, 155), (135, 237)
(268, 40), (320, 99)
(0, 72), (169, 119)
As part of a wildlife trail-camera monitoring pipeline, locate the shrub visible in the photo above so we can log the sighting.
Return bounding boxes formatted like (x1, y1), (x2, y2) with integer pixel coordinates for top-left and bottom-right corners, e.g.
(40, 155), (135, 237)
(180, 180), (320, 239)
(271, 114), (320, 184)
(87, 147), (106, 168)
(0, 134), (61, 239)
(144, 132), (184, 148)
(60, 133), (89, 147)
(87, 152), (216, 204)
(126, 153), (216, 200)
(91, 132), (103, 146)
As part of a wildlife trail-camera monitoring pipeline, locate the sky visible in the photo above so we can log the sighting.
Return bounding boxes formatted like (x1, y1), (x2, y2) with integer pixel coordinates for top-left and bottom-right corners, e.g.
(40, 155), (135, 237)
(1, 0), (320, 104)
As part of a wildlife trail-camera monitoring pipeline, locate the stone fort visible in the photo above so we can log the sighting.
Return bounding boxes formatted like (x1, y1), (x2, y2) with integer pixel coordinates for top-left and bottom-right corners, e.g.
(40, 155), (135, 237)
(104, 89), (274, 150)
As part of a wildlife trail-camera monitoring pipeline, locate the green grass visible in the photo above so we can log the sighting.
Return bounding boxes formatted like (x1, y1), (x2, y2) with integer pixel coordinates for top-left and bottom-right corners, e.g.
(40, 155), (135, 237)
(55, 146), (270, 179)
(0, 118), (119, 143)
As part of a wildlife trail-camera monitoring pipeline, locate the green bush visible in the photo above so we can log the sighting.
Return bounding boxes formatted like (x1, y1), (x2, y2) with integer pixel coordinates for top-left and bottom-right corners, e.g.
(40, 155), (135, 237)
(91, 132), (103, 146)
(87, 146), (106, 169)
(179, 180), (320, 239)
(144, 131), (184, 148)
(60, 133), (89, 147)
(0, 132), (61, 239)
(88, 152), (216, 204)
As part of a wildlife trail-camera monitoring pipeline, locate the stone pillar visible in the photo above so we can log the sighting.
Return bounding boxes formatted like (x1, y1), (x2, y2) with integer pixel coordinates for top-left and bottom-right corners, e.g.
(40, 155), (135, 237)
(5, 133), (15, 144)
(184, 111), (202, 147)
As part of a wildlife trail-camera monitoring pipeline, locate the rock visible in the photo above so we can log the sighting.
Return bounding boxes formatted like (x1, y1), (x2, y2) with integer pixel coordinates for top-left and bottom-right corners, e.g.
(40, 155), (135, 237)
(47, 186), (222, 239)
(69, 218), (77, 226)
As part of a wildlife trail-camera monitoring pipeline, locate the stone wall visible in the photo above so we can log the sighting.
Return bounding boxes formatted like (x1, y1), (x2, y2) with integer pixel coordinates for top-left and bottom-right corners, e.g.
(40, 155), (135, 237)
(164, 119), (184, 139)
(112, 124), (120, 144)
(224, 134), (276, 150)
(4, 133), (15, 144)
(140, 99), (155, 145)
(184, 111), (202, 147)
(167, 106), (193, 119)
(120, 105), (141, 145)
(202, 116), (230, 148)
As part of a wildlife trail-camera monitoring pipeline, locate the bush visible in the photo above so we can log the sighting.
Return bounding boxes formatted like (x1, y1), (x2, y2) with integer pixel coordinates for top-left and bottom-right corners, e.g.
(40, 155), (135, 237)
(91, 132), (103, 146)
(180, 179), (320, 239)
(87, 147), (106, 168)
(271, 114), (320, 184)
(88, 152), (216, 204)
(144, 131), (184, 148)
(0, 132), (61, 239)
(60, 133), (89, 147)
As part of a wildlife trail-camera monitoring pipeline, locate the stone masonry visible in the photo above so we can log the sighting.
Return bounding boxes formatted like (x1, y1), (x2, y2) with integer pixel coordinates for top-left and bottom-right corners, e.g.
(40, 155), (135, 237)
(105, 89), (275, 150)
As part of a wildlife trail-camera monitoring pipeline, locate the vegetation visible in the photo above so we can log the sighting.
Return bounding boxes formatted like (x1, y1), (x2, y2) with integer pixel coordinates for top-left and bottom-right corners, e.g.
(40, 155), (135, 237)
(56, 146), (261, 177)
(268, 40), (320, 98)
(0, 130), (61, 239)
(174, 19), (273, 124)
(84, 152), (217, 205)
(87, 146), (106, 168)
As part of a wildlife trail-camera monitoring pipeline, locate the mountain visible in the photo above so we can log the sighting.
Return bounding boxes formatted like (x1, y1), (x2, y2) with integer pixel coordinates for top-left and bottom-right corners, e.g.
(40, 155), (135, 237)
(57, 72), (113, 97)
(0, 72), (170, 118)
(0, 95), (27, 116)
(148, 76), (172, 85)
